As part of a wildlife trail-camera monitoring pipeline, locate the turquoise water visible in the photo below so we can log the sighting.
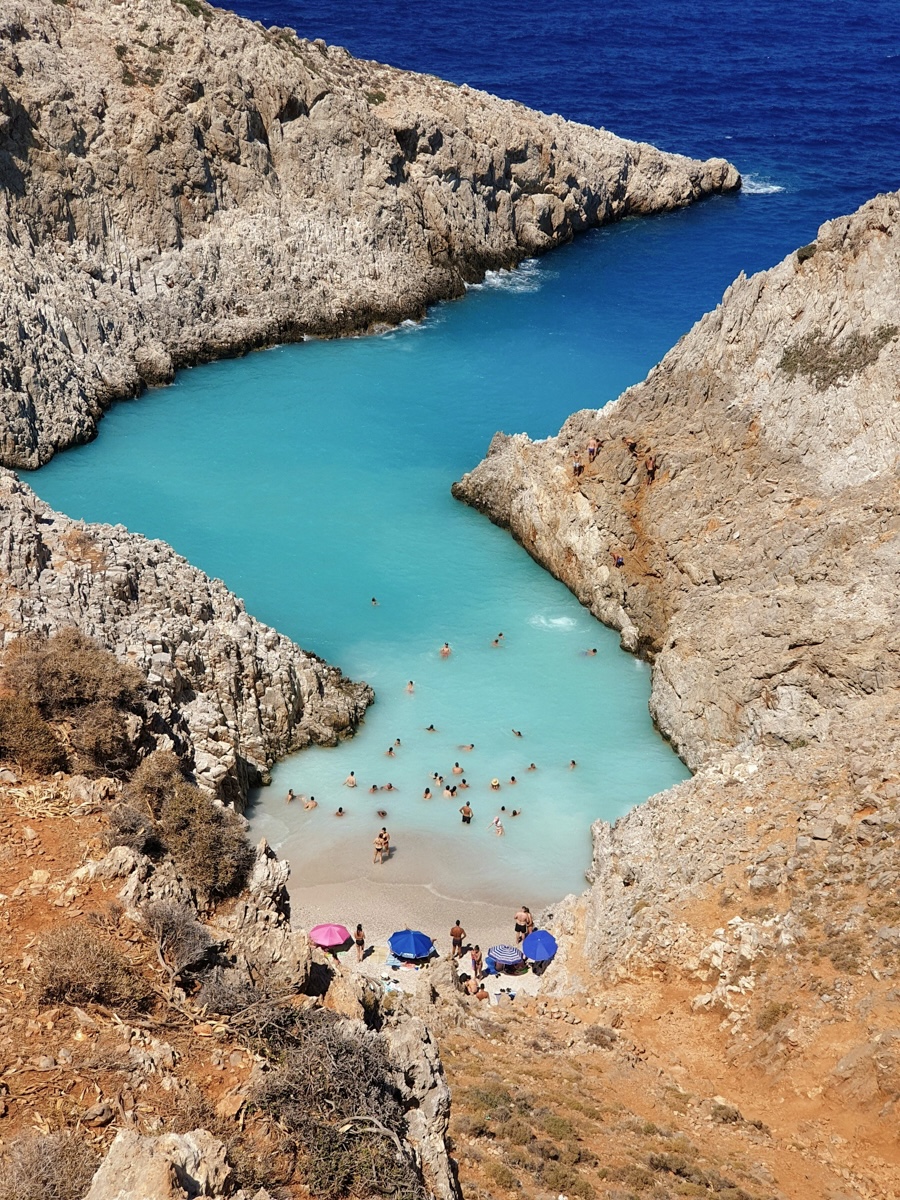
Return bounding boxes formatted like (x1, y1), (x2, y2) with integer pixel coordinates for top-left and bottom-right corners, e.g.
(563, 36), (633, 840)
(31, 208), (781, 906)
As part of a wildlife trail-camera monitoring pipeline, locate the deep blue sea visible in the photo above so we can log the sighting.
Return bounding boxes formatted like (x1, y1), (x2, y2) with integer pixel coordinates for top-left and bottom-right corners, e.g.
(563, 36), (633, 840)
(31, 0), (899, 913)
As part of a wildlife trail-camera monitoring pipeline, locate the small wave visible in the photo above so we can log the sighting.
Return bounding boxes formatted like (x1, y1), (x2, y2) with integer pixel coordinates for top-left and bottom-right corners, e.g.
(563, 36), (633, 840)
(529, 614), (577, 630)
(742, 174), (786, 195)
(467, 259), (545, 294)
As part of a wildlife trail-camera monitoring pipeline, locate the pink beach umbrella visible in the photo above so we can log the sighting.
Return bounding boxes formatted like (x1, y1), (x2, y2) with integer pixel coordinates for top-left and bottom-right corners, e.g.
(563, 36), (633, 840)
(308, 923), (352, 948)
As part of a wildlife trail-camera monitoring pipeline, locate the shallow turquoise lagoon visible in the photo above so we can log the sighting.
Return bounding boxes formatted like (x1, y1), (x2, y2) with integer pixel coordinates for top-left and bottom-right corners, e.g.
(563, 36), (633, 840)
(30, 202), (790, 906)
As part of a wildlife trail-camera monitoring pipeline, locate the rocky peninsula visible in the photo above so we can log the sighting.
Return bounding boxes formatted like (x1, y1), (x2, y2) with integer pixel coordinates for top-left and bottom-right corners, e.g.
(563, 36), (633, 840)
(454, 192), (900, 1196)
(0, 0), (737, 468)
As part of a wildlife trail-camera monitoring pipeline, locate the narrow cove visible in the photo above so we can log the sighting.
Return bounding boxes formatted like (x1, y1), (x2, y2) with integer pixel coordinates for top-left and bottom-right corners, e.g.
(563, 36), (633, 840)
(28, 208), (768, 922)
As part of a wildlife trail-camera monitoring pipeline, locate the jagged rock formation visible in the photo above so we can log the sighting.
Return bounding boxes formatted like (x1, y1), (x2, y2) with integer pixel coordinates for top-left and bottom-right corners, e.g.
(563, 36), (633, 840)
(0, 470), (371, 803)
(84, 1128), (268, 1200)
(454, 193), (900, 1091)
(0, 0), (738, 467)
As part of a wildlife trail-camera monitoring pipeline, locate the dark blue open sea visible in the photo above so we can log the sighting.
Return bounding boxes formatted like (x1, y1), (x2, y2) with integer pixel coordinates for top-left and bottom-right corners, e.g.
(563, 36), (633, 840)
(32, 0), (900, 911)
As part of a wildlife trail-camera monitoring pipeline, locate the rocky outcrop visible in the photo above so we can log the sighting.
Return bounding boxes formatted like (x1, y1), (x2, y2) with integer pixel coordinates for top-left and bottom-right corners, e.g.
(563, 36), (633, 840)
(0, 470), (371, 804)
(0, 0), (738, 467)
(84, 1129), (267, 1200)
(454, 192), (900, 989)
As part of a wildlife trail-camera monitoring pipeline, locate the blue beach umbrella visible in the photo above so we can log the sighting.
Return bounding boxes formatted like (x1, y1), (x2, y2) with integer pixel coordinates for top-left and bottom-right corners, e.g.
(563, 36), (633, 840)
(388, 929), (434, 960)
(522, 929), (558, 962)
(488, 944), (524, 965)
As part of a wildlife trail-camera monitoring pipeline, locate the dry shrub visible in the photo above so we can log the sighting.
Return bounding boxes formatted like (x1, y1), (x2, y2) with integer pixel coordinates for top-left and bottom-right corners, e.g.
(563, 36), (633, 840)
(0, 695), (65, 773)
(32, 922), (152, 1013)
(197, 967), (260, 1016)
(0, 1131), (98, 1200)
(142, 900), (213, 975)
(2, 628), (142, 714)
(105, 801), (160, 855)
(252, 1008), (423, 1200)
(69, 701), (137, 775)
(119, 750), (253, 898)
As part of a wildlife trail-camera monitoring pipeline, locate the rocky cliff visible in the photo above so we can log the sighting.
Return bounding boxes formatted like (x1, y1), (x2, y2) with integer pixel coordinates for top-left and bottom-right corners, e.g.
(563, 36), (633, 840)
(0, 0), (738, 467)
(453, 195), (900, 1185)
(0, 469), (371, 804)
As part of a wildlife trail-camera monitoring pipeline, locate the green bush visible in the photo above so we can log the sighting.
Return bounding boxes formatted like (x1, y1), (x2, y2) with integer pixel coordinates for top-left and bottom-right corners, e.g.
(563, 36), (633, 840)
(0, 696), (64, 774)
(32, 923), (152, 1013)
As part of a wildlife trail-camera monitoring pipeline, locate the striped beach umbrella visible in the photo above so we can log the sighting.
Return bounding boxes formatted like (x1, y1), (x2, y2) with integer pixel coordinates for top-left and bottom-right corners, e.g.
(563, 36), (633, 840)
(308, 923), (352, 948)
(488, 944), (524, 965)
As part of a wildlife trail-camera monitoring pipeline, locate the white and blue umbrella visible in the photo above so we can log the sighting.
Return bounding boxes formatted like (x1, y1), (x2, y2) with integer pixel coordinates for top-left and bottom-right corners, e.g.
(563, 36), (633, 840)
(488, 944), (524, 965)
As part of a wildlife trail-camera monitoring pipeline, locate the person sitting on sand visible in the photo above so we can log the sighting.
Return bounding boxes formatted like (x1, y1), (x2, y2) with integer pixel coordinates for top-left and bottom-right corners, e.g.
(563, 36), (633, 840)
(344, 772), (357, 787)
(464, 978), (489, 1000)
(460, 802), (473, 824)
(423, 787), (432, 800)
(304, 796), (318, 810)
(335, 806), (345, 817)
(440, 642), (451, 658)
(285, 788), (295, 804)
(452, 762), (463, 775)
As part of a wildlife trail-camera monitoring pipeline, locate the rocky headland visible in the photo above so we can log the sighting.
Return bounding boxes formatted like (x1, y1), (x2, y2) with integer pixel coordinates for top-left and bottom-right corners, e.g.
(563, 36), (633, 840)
(453, 192), (900, 1196)
(0, 0), (738, 467)
(0, 470), (371, 805)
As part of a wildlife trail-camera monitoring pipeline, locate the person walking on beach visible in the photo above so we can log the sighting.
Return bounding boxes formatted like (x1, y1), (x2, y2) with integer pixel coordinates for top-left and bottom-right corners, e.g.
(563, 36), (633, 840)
(450, 920), (466, 959)
(470, 945), (483, 979)
(355, 923), (366, 962)
(459, 801), (473, 824)
(380, 826), (391, 860)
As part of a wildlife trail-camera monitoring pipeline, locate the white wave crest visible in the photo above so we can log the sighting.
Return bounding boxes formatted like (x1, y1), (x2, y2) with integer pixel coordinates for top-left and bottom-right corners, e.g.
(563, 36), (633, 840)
(742, 174), (786, 195)
(467, 259), (545, 294)
(529, 614), (577, 630)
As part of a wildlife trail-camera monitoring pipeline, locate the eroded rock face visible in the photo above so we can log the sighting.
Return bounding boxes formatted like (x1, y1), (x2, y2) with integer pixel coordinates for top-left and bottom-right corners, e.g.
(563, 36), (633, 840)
(0, 470), (371, 804)
(0, 0), (738, 467)
(454, 191), (900, 987)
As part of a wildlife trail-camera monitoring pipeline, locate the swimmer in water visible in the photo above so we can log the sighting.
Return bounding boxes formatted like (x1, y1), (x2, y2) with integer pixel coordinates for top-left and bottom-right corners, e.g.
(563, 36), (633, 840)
(490, 779), (501, 791)
(304, 796), (317, 810)
(285, 788), (295, 804)
(423, 787), (432, 799)
(459, 778), (469, 789)
(335, 806), (345, 817)
(569, 759), (577, 770)
(512, 729), (523, 738)
(344, 772), (357, 788)
(527, 763), (537, 771)
(491, 638), (501, 647)
(489, 813), (504, 836)
(439, 642), (451, 658)
(511, 809), (521, 817)
(452, 762), (463, 775)
(368, 784), (378, 794)
(394, 738), (401, 747)
(376, 809), (388, 818)
(443, 785), (453, 798)
(459, 743), (475, 751)
(383, 782), (395, 792)
(509, 776), (517, 785)
(582, 648), (598, 656)
(426, 724), (437, 733)
(386, 747), (395, 757)
(406, 680), (414, 693)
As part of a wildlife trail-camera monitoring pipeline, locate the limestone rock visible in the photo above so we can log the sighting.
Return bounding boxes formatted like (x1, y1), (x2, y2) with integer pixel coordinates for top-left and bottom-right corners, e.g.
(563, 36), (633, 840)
(454, 191), (900, 983)
(0, 471), (371, 805)
(0, 0), (738, 467)
(84, 1129), (233, 1200)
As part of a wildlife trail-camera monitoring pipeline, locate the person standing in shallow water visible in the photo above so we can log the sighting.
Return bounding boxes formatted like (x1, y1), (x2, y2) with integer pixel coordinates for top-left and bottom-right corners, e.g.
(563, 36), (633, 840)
(440, 642), (451, 658)
(459, 801), (473, 824)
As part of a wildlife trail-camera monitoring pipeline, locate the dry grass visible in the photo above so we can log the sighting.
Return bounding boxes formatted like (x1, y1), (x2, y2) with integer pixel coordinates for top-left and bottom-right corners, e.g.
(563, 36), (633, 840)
(0, 1131), (98, 1200)
(32, 922), (152, 1013)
